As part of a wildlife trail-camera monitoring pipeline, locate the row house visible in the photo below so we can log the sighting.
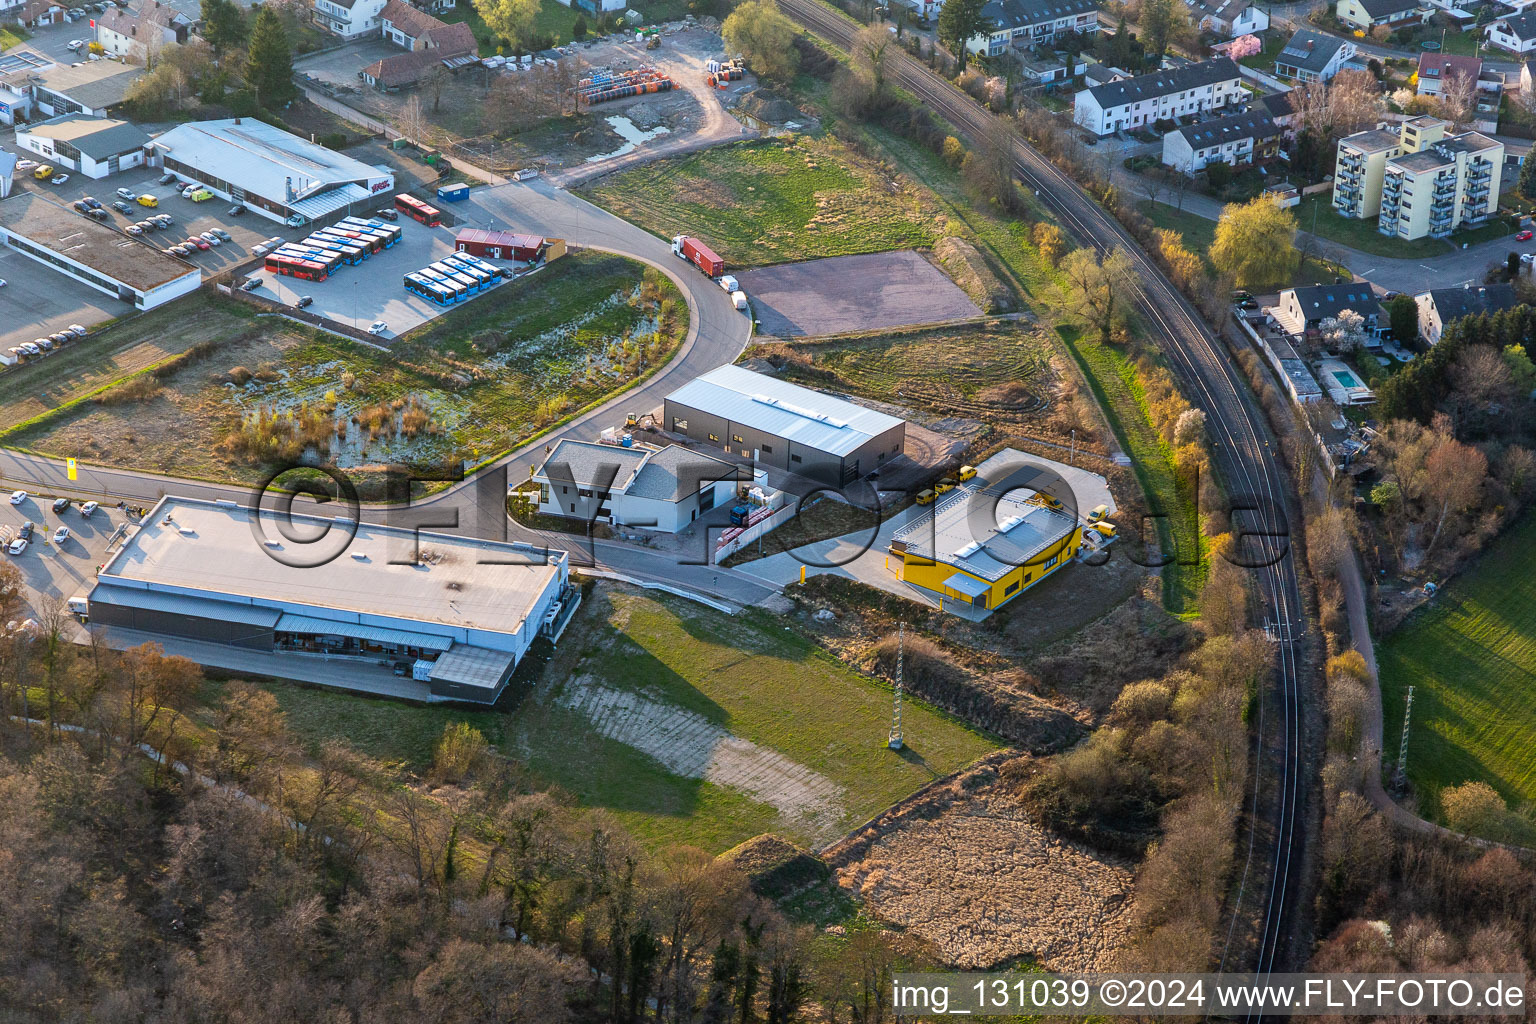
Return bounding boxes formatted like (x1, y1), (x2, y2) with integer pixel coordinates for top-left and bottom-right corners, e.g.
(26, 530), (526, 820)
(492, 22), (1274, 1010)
(966, 0), (1099, 57)
(1160, 109), (1281, 172)
(1073, 56), (1242, 135)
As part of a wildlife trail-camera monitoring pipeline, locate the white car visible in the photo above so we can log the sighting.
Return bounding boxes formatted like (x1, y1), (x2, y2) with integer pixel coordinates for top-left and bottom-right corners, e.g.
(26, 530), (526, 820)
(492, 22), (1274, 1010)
(200, 231), (221, 246)
(367, 321), (389, 335)
(16, 160), (37, 171)
(115, 187), (136, 199)
(51, 174), (70, 185)
(8, 538), (27, 556)
(80, 500), (98, 517)
(53, 526), (70, 545)
(0, 279), (6, 288)
(67, 325), (86, 337)
(67, 38), (84, 50)
(8, 491), (25, 505)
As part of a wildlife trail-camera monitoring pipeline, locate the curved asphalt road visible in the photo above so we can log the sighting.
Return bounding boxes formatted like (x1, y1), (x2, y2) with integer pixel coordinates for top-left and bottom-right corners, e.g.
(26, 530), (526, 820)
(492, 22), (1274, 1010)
(0, 178), (780, 605)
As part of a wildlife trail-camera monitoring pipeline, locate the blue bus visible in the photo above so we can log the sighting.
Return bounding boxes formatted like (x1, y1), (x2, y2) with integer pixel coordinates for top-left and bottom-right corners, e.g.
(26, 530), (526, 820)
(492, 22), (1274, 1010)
(428, 261), (484, 293)
(441, 257), (493, 290)
(405, 272), (456, 305)
(320, 228), (382, 255)
(299, 237), (365, 265)
(339, 218), (401, 247)
(416, 267), (469, 303)
(307, 233), (370, 262)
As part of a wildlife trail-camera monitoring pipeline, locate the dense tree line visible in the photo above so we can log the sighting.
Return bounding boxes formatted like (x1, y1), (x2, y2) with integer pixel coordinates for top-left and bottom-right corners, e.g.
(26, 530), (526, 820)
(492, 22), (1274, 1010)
(0, 633), (929, 1022)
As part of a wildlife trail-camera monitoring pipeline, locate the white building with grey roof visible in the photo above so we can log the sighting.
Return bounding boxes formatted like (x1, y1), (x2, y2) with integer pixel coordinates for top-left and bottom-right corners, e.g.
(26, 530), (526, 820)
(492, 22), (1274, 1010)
(85, 496), (573, 704)
(1073, 57), (1243, 135)
(663, 364), (907, 486)
(151, 118), (395, 226)
(964, 0), (1099, 57)
(16, 114), (151, 178)
(531, 439), (744, 533)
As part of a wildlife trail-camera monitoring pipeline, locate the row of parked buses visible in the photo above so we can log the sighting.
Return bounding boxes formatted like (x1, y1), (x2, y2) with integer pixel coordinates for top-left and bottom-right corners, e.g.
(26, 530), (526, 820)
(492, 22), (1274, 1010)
(403, 252), (510, 307)
(262, 216), (405, 282)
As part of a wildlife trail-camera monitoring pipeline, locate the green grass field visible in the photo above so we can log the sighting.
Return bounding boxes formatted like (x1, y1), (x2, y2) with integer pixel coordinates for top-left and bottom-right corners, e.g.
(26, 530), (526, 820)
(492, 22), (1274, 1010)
(581, 136), (942, 267)
(1379, 511), (1536, 821)
(763, 322), (1056, 422)
(0, 25), (28, 49)
(1294, 194), (1451, 259)
(213, 587), (998, 852)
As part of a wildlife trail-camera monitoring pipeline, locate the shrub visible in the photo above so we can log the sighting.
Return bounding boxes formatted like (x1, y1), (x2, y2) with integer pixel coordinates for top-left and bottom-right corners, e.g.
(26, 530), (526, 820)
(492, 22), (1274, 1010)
(432, 721), (488, 783)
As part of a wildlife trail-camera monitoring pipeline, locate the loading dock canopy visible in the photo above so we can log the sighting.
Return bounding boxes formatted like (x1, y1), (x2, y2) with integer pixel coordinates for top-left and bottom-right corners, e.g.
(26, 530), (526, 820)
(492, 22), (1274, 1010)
(941, 572), (991, 598)
(88, 585), (281, 627)
(430, 644), (518, 691)
(274, 613), (454, 652)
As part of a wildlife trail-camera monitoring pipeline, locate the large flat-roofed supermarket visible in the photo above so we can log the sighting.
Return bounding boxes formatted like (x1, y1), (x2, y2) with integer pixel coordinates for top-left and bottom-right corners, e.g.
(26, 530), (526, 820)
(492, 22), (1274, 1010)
(0, 192), (200, 309)
(86, 497), (573, 703)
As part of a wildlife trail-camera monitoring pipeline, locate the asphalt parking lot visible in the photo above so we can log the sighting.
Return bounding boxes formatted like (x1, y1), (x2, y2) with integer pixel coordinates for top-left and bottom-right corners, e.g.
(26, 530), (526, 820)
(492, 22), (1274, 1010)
(0, 490), (126, 626)
(0, 248), (122, 354)
(249, 218), (515, 340)
(738, 250), (981, 338)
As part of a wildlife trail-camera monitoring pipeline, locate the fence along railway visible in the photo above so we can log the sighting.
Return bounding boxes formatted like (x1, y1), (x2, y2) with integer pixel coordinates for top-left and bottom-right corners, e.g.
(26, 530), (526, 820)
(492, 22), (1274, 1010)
(775, 0), (1310, 975)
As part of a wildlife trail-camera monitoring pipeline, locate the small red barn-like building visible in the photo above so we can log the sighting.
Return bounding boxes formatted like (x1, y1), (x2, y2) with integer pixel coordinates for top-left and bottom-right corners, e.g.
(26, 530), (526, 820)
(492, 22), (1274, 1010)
(455, 228), (546, 261)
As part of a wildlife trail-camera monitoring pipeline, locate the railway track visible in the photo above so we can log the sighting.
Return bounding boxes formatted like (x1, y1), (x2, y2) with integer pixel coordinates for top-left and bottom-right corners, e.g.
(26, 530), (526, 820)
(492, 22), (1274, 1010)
(779, 0), (1309, 978)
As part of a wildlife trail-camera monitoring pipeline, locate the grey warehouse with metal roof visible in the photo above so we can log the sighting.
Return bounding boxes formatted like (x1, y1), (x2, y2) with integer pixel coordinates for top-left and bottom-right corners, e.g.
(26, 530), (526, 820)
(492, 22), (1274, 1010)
(663, 364), (906, 485)
(85, 496), (574, 703)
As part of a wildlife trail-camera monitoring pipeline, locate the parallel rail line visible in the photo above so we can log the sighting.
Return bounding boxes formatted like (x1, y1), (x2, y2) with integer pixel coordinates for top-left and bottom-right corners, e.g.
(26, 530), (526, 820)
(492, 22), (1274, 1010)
(780, 0), (1307, 977)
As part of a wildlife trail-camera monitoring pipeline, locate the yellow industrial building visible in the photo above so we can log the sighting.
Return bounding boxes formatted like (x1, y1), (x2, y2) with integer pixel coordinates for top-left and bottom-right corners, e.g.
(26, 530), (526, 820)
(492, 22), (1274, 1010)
(887, 481), (1087, 612)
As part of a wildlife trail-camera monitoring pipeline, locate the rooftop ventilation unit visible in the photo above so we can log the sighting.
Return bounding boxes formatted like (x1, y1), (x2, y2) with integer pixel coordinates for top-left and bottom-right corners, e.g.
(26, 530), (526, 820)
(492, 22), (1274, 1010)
(749, 393), (849, 428)
(954, 540), (982, 559)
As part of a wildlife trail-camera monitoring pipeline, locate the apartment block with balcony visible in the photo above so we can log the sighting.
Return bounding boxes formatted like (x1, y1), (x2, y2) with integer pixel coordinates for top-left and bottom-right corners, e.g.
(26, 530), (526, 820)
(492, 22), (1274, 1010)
(1333, 128), (1399, 219)
(1333, 115), (1503, 240)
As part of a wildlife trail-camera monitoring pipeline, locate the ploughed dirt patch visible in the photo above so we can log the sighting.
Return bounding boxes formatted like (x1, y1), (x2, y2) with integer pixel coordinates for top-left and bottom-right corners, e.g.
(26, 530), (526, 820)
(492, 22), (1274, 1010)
(825, 758), (1134, 971)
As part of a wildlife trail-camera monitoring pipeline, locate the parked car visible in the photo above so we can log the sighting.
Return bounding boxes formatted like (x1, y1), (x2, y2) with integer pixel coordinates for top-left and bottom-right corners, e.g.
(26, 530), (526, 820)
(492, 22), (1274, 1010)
(187, 236), (210, 250)
(82, 196), (101, 209)
(33, 165), (53, 180)
(181, 184), (198, 197)
(367, 320), (388, 335)
(49, 333), (70, 346)
(227, 205), (245, 216)
(210, 227), (231, 241)
(1519, 230), (1534, 242)
(137, 220), (158, 233)
(72, 200), (89, 213)
(50, 174), (70, 186)
(86, 208), (109, 221)
(241, 277), (263, 291)
(18, 522), (34, 541)
(110, 200), (130, 213)
(16, 159), (37, 171)
(80, 501), (98, 517)
(115, 187), (135, 199)
(373, 208), (398, 221)
(67, 325), (86, 338)
(54, 527), (70, 545)
(51, 497), (70, 513)
(136, 194), (157, 207)
(9, 491), (26, 505)
(189, 189), (213, 202)
(123, 224), (143, 236)
(18, 342), (40, 356)
(0, 280), (6, 288)
(35, 337), (52, 351)
(8, 539), (27, 557)
(158, 172), (178, 185)
(296, 295), (313, 308)
(199, 231), (221, 246)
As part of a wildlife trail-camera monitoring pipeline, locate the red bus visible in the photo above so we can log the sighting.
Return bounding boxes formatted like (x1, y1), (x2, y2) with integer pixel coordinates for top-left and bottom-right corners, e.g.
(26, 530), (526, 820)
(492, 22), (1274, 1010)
(263, 254), (330, 282)
(394, 193), (442, 227)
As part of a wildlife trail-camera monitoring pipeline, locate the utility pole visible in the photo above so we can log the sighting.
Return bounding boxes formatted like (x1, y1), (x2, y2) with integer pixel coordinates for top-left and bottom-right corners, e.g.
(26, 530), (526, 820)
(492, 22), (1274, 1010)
(887, 622), (904, 750)
(1394, 684), (1414, 789)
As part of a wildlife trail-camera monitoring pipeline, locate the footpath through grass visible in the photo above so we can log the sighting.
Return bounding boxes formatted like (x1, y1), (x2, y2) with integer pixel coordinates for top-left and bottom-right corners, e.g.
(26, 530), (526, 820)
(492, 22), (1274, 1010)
(580, 135), (942, 267)
(1379, 511), (1536, 821)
